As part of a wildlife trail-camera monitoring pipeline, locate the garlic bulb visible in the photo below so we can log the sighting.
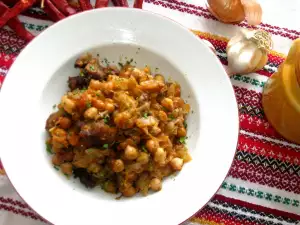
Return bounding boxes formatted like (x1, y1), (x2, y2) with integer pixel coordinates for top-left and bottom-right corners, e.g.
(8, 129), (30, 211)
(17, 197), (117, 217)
(226, 29), (272, 75)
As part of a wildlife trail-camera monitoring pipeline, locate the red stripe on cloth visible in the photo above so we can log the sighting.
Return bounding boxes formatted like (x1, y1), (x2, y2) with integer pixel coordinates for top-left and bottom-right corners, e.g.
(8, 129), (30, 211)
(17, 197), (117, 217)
(238, 134), (300, 164)
(239, 114), (284, 140)
(145, 0), (299, 40)
(234, 86), (263, 109)
(0, 203), (46, 222)
(0, 197), (31, 211)
(214, 195), (300, 221)
(229, 160), (300, 194)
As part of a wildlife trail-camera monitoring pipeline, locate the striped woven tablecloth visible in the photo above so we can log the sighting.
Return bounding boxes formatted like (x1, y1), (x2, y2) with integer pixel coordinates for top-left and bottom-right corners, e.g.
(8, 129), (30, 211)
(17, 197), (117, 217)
(1, 0), (300, 224)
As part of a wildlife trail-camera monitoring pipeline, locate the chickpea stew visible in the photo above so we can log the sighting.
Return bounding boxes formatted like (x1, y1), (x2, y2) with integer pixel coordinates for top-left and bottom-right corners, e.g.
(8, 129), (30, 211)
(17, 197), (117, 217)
(45, 53), (192, 197)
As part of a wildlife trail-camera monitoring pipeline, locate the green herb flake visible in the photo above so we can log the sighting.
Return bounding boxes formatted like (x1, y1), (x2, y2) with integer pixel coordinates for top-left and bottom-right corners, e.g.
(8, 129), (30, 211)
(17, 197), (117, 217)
(52, 104), (56, 110)
(53, 166), (59, 171)
(46, 143), (52, 154)
(103, 144), (109, 149)
(118, 62), (124, 68)
(103, 115), (110, 124)
(141, 145), (148, 152)
(80, 71), (85, 77)
(89, 65), (95, 71)
(179, 136), (187, 144)
(96, 92), (101, 97)
(104, 58), (109, 66)
(168, 114), (175, 120)
(86, 102), (91, 108)
(155, 67), (159, 72)
(183, 121), (188, 129)
(80, 87), (87, 93)
(143, 112), (148, 118)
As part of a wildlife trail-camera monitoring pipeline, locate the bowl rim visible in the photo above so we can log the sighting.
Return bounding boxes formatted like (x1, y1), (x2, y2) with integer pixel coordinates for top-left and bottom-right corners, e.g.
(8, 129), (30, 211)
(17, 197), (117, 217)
(0, 7), (239, 225)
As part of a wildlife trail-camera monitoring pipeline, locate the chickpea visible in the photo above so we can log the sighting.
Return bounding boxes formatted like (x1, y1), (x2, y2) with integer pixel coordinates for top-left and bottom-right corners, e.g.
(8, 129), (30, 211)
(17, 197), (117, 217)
(137, 152), (149, 164)
(60, 162), (73, 175)
(89, 79), (102, 90)
(146, 139), (159, 153)
(170, 157), (184, 171)
(104, 81), (114, 91)
(154, 74), (165, 83)
(87, 163), (101, 173)
(92, 99), (105, 111)
(144, 66), (151, 74)
(122, 186), (136, 197)
(161, 98), (174, 111)
(124, 145), (139, 160)
(84, 107), (98, 120)
(158, 110), (168, 122)
(52, 154), (63, 166)
(154, 148), (167, 164)
(105, 102), (115, 113)
(150, 178), (162, 191)
(57, 117), (72, 129)
(61, 96), (76, 114)
(131, 68), (142, 78)
(177, 127), (187, 137)
(104, 181), (117, 193)
(112, 159), (125, 172)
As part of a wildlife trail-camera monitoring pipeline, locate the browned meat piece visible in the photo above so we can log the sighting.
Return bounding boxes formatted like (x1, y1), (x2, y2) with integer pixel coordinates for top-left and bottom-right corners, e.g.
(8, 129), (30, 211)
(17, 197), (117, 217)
(45, 110), (65, 130)
(79, 120), (117, 144)
(74, 53), (92, 68)
(68, 75), (91, 91)
(85, 58), (107, 81)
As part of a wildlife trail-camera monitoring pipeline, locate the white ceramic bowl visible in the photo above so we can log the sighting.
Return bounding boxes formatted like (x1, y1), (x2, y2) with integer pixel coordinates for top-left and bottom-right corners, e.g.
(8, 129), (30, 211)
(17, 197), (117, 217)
(0, 8), (238, 225)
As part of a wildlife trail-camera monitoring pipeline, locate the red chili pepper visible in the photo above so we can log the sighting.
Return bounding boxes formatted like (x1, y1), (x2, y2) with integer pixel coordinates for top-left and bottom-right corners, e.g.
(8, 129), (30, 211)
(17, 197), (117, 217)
(119, 0), (129, 7)
(111, 0), (120, 6)
(0, 0), (19, 7)
(0, 0), (36, 28)
(50, 0), (77, 16)
(133, 0), (143, 8)
(44, 0), (66, 21)
(0, 2), (34, 42)
(79, 0), (93, 10)
(95, 0), (109, 8)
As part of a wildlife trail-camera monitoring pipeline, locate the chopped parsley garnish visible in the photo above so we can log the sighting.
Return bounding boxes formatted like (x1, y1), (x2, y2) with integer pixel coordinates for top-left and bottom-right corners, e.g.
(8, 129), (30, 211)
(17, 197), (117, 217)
(86, 102), (91, 108)
(168, 114), (175, 120)
(179, 136), (187, 144)
(103, 115), (110, 124)
(118, 62), (124, 68)
(126, 58), (134, 65)
(89, 65), (95, 71)
(103, 144), (109, 149)
(104, 58), (109, 66)
(80, 71), (85, 77)
(53, 166), (59, 171)
(155, 67), (159, 72)
(184, 121), (188, 129)
(141, 145), (148, 152)
(162, 106), (168, 111)
(143, 112), (149, 118)
(52, 104), (56, 110)
(46, 143), (52, 154)
(80, 87), (87, 93)
(96, 92), (101, 97)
